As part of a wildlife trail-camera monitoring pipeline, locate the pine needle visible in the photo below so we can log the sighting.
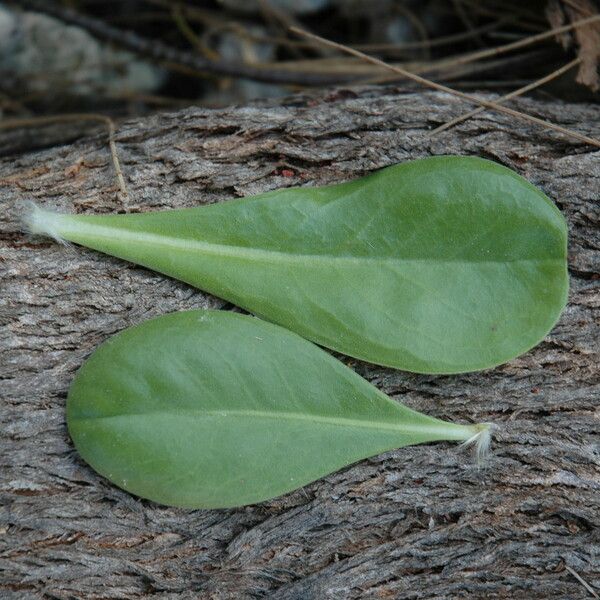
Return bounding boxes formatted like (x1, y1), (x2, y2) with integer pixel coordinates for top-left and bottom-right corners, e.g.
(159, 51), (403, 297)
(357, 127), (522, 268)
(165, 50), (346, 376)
(431, 57), (582, 135)
(290, 27), (600, 149)
(0, 114), (130, 203)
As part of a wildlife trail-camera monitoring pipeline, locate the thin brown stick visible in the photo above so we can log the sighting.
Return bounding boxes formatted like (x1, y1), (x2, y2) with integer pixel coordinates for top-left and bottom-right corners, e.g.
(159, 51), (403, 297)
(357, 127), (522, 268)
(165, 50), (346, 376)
(451, 0), (485, 47)
(564, 565), (599, 599)
(278, 13), (600, 80)
(357, 18), (511, 52)
(0, 92), (29, 114)
(152, 0), (511, 54)
(357, 12), (600, 76)
(14, 0), (349, 87)
(392, 4), (431, 60)
(459, 0), (552, 30)
(433, 13), (600, 70)
(290, 27), (600, 149)
(431, 57), (582, 135)
(0, 114), (130, 202)
(562, 0), (595, 17)
(171, 4), (219, 61)
(357, 12), (600, 77)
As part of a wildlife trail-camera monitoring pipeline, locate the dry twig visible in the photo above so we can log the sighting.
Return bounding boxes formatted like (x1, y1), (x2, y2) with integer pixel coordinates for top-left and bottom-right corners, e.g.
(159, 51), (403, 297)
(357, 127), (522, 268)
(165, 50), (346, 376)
(564, 565), (600, 599)
(434, 12), (600, 70)
(0, 114), (129, 202)
(431, 57), (582, 135)
(12, 0), (351, 86)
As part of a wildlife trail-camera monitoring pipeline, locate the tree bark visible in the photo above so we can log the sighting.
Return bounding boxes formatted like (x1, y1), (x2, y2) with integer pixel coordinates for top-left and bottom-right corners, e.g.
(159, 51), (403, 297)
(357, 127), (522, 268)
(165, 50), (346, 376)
(1, 88), (599, 599)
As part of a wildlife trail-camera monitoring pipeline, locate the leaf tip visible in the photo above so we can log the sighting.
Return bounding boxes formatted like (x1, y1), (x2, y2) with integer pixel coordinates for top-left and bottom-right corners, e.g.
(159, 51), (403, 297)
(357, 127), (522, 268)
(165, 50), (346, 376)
(21, 201), (69, 245)
(460, 422), (495, 464)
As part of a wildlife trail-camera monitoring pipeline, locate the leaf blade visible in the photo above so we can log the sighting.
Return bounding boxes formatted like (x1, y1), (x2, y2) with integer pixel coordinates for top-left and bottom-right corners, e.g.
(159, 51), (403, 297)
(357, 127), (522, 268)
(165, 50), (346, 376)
(34, 156), (568, 373)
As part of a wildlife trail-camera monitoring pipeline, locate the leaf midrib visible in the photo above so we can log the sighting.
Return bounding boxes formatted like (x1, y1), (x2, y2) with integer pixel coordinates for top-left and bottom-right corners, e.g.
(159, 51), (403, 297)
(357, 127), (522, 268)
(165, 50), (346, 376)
(63, 219), (562, 266)
(71, 408), (471, 440)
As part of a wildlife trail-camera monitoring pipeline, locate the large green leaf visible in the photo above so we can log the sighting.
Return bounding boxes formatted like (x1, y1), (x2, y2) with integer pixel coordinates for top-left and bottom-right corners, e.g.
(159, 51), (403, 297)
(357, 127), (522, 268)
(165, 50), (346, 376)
(67, 310), (489, 508)
(30, 156), (568, 373)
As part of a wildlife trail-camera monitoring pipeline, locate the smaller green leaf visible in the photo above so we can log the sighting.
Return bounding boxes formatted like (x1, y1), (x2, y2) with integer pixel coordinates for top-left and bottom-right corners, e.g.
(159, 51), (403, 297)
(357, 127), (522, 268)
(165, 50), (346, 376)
(67, 310), (491, 509)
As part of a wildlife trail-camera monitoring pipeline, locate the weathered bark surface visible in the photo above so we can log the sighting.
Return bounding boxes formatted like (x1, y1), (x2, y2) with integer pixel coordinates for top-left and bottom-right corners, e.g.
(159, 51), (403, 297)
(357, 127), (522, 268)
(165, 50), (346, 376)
(1, 88), (599, 600)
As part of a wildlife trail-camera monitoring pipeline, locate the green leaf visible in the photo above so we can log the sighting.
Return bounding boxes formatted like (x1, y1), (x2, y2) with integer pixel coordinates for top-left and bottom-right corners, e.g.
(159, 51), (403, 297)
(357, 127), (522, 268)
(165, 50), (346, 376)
(67, 310), (489, 509)
(29, 156), (568, 373)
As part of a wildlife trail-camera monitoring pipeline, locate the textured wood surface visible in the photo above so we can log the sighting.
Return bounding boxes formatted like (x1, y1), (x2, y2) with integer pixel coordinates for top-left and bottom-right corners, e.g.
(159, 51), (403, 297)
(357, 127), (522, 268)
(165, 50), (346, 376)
(1, 88), (599, 599)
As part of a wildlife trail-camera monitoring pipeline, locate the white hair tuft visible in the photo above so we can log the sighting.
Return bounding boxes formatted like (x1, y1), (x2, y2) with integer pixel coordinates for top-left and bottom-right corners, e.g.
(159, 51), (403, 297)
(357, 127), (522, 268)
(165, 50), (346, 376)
(460, 423), (495, 464)
(22, 202), (69, 245)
